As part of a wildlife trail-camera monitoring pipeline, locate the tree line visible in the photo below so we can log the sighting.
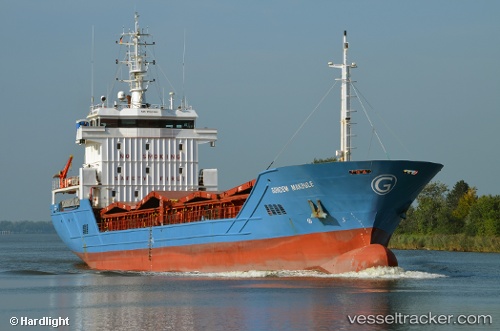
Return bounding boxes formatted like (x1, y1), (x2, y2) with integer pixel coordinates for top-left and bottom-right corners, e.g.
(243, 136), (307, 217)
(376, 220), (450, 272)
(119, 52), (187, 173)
(397, 180), (500, 237)
(0, 220), (55, 234)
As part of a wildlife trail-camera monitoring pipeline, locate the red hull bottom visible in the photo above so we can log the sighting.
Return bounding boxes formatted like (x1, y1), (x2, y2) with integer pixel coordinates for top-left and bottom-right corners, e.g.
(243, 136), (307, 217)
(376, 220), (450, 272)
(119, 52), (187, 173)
(76, 228), (398, 274)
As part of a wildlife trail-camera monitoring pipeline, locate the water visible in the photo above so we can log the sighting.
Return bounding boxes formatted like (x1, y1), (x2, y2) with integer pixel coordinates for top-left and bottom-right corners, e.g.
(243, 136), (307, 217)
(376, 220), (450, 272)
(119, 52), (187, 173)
(0, 234), (498, 331)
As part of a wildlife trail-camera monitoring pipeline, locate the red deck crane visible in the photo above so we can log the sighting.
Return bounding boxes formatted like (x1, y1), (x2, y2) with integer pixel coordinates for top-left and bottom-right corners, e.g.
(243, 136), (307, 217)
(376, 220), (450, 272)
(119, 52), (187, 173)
(55, 155), (73, 188)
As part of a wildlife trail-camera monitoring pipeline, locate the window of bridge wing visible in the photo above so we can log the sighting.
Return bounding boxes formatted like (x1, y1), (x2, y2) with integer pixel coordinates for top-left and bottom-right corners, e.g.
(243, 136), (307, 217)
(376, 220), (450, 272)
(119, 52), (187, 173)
(101, 118), (118, 127)
(163, 120), (194, 129)
(162, 120), (194, 129)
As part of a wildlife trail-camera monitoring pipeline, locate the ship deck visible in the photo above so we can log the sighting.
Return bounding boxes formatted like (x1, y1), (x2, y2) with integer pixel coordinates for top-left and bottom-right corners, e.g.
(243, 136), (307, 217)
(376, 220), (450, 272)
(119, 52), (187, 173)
(97, 180), (256, 232)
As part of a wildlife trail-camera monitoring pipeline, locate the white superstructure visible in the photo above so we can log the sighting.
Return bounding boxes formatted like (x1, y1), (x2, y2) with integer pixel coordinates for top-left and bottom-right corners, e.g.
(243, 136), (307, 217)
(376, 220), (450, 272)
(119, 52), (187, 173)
(52, 13), (217, 207)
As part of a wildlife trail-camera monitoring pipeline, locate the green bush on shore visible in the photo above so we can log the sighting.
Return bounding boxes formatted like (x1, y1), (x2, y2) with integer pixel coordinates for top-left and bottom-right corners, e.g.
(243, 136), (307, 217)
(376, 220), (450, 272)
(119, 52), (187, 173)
(391, 180), (500, 252)
(389, 234), (500, 252)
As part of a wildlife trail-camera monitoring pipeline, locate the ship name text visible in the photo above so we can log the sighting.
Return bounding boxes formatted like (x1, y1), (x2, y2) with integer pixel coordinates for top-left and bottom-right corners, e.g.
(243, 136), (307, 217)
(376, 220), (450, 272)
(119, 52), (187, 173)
(271, 181), (314, 194)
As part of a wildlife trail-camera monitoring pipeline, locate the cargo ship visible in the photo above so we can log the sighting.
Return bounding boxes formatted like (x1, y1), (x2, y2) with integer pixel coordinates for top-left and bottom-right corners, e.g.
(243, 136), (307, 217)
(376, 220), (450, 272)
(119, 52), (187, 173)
(51, 13), (442, 274)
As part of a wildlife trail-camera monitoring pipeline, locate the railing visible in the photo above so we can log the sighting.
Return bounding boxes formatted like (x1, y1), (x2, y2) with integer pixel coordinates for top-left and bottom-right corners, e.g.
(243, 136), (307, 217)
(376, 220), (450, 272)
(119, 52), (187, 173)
(52, 176), (80, 190)
(89, 103), (194, 113)
(90, 103), (167, 113)
(98, 204), (244, 232)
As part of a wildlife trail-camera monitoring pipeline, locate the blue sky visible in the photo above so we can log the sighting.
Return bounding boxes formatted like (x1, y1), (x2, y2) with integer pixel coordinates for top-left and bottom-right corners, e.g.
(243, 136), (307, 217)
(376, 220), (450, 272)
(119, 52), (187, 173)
(1, 0), (499, 221)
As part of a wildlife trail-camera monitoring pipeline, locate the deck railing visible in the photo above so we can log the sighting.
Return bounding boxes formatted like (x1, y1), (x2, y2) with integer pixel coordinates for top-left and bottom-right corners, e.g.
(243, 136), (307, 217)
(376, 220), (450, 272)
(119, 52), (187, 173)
(98, 204), (244, 232)
(52, 176), (80, 190)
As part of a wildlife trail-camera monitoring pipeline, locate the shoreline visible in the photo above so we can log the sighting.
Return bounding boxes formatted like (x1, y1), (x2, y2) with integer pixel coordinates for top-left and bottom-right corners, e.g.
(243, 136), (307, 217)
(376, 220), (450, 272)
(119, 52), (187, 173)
(389, 234), (500, 253)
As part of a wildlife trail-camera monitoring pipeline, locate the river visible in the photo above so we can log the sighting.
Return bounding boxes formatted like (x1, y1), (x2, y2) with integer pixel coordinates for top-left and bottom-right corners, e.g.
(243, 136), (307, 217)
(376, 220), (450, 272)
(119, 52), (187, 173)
(0, 234), (498, 330)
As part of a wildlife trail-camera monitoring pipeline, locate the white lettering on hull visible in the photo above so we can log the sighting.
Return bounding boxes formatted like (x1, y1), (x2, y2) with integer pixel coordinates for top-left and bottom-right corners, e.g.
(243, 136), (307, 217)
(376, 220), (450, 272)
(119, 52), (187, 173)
(271, 181), (314, 194)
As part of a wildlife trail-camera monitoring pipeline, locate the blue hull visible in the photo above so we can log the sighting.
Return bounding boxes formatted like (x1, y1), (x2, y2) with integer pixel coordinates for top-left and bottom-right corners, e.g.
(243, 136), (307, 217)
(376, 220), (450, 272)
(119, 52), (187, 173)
(51, 160), (442, 272)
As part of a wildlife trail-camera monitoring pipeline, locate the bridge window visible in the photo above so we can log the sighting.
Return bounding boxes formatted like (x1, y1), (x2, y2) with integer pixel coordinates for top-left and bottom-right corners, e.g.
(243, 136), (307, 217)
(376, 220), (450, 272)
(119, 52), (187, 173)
(101, 118), (194, 129)
(121, 119), (137, 127)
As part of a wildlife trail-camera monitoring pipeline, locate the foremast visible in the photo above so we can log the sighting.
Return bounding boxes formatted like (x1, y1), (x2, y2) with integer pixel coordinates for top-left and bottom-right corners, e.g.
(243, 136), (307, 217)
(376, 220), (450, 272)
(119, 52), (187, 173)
(329, 31), (357, 162)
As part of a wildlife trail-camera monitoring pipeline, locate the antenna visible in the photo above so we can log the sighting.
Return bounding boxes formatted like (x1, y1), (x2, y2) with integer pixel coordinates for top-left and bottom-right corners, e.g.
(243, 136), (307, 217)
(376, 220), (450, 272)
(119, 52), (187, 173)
(91, 25), (95, 106)
(182, 29), (186, 110)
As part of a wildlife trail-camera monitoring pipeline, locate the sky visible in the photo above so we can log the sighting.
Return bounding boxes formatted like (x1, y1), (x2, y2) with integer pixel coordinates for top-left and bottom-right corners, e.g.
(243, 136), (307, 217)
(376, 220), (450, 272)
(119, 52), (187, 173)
(0, 0), (499, 221)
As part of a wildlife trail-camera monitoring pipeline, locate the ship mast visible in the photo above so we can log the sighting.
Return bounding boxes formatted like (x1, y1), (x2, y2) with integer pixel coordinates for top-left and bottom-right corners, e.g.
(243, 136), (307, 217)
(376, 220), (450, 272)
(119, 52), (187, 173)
(329, 31), (356, 162)
(117, 12), (155, 108)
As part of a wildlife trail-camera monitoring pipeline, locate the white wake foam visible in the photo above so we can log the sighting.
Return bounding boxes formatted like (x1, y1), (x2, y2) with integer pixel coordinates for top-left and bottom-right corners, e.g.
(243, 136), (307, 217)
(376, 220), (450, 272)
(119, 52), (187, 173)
(149, 266), (446, 280)
(325, 266), (447, 279)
